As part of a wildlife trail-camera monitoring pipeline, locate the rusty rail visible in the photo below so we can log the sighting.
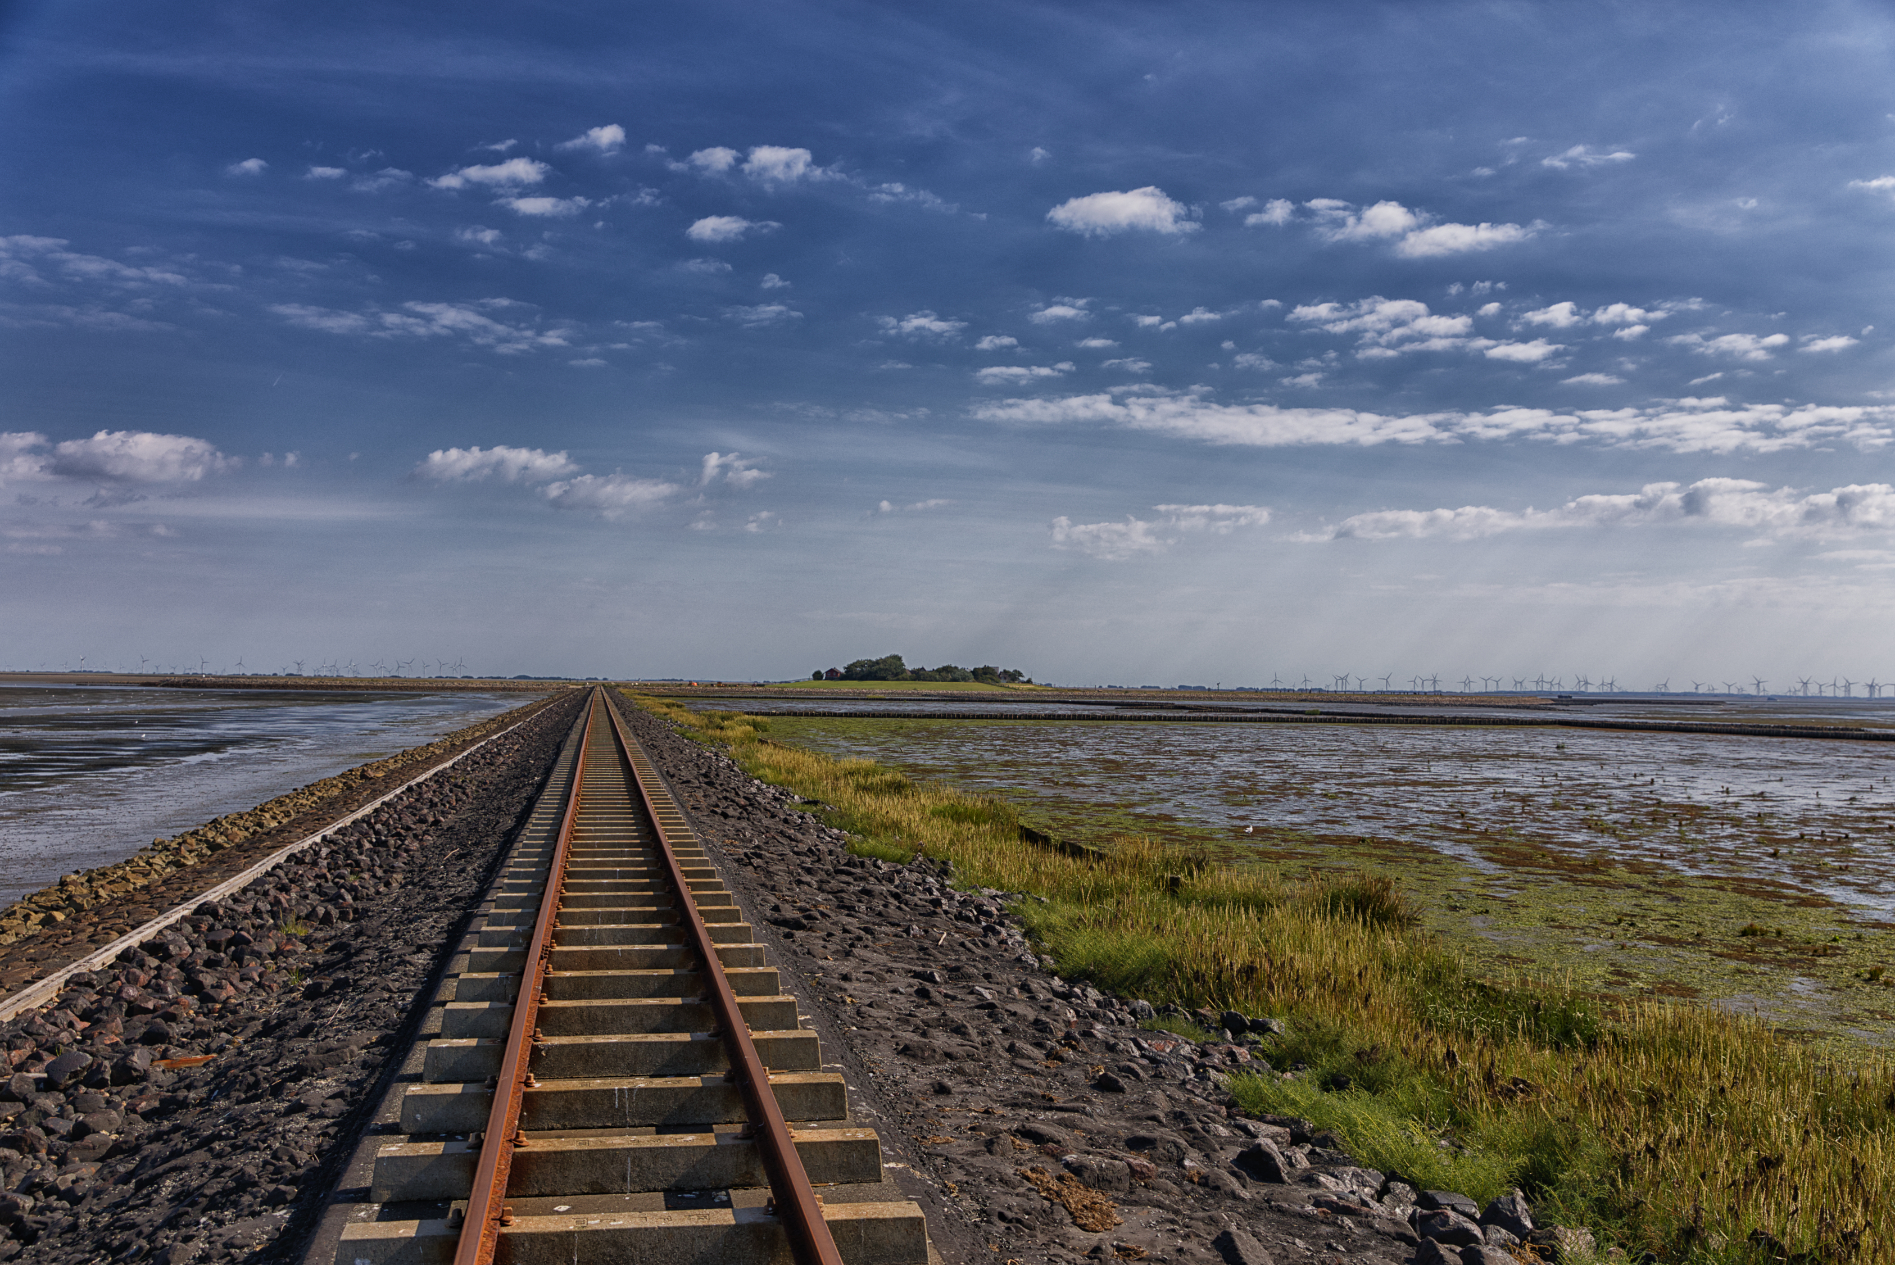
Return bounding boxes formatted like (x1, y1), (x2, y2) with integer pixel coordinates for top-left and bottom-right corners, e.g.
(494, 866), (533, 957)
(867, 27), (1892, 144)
(600, 694), (847, 1265)
(454, 690), (598, 1265)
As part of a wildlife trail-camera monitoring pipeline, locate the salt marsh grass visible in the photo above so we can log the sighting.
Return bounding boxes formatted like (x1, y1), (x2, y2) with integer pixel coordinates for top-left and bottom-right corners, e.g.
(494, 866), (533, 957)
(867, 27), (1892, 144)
(635, 695), (1895, 1263)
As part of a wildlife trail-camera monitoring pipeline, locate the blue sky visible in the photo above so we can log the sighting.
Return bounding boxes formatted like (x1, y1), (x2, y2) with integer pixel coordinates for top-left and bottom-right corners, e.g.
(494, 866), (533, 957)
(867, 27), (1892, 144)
(3, 1), (1894, 686)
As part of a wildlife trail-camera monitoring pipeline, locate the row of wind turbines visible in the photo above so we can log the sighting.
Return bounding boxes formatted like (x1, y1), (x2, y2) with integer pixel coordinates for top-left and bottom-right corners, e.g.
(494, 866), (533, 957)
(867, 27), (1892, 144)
(1265, 673), (1892, 699)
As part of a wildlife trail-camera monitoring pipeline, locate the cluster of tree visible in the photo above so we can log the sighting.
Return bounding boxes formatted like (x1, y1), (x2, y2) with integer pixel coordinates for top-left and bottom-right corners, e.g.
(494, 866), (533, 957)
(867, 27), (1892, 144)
(811, 654), (1029, 684)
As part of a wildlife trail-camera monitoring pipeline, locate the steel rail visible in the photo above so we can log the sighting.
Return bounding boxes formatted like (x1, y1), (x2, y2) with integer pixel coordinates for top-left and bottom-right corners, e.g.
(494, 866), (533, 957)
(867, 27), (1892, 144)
(600, 694), (847, 1265)
(455, 689), (599, 1265)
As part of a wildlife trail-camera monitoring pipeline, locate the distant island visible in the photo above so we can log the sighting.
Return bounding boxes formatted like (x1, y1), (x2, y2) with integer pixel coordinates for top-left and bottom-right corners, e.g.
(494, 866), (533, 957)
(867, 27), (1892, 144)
(811, 654), (1030, 684)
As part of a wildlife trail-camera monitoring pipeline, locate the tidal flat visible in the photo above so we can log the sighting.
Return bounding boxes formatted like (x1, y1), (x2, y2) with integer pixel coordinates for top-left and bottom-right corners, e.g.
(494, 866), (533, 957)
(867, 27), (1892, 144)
(765, 715), (1895, 1045)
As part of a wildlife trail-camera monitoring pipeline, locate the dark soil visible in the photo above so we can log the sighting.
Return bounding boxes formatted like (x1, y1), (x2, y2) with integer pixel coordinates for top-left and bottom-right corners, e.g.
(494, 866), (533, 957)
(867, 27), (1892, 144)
(0, 692), (586, 1265)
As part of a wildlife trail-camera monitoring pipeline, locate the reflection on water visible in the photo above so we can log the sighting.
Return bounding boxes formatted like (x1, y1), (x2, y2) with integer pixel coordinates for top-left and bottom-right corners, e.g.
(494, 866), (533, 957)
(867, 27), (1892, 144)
(0, 684), (520, 906)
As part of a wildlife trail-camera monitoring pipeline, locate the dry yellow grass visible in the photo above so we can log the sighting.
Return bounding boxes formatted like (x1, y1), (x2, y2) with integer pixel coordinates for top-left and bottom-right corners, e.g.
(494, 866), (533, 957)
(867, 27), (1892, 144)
(634, 695), (1895, 1263)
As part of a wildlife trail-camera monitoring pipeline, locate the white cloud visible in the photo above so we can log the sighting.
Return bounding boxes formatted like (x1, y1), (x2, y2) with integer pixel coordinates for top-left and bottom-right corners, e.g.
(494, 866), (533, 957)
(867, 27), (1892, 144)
(1101, 358), (1152, 373)
(428, 157), (551, 190)
(1279, 372), (1324, 388)
(1289, 296), (1480, 355)
(1484, 339), (1563, 362)
(414, 445), (580, 483)
(1232, 352), (1277, 371)
(1477, 302), (1502, 317)
(353, 167), (413, 192)
(1667, 331), (1791, 360)
(1611, 324), (1650, 341)
(974, 388), (1895, 455)
(976, 363), (1073, 383)
(1220, 196), (1257, 212)
(455, 227), (503, 247)
(1244, 199), (1295, 227)
(867, 182), (955, 212)
(1562, 373), (1624, 385)
(1301, 200), (1535, 256)
(270, 299), (572, 353)
(1177, 306), (1225, 324)
(723, 303), (801, 327)
(1076, 337), (1118, 349)
(679, 258), (733, 274)
(1314, 479), (1895, 542)
(685, 215), (778, 243)
(480, 139), (517, 153)
(1030, 303), (1090, 324)
(557, 124), (626, 153)
(876, 497), (953, 513)
(225, 158), (267, 177)
(1541, 145), (1636, 169)
(502, 196), (591, 217)
(1801, 335), (1859, 353)
(1050, 515), (1166, 560)
(1591, 302), (1671, 326)
(700, 451), (772, 488)
(1520, 302), (1583, 328)
(306, 166), (346, 180)
(743, 146), (822, 183)
(687, 147), (741, 174)
(569, 358), (606, 368)
(1046, 187), (1198, 237)
(878, 310), (966, 338)
(975, 335), (1018, 351)
(541, 473), (680, 519)
(1309, 199), (1419, 242)
(0, 427), (234, 488)
(760, 273), (790, 289)
(744, 511), (778, 533)
(1155, 503), (1272, 533)
(1395, 221), (1535, 257)
(1049, 502), (1271, 560)
(0, 235), (188, 289)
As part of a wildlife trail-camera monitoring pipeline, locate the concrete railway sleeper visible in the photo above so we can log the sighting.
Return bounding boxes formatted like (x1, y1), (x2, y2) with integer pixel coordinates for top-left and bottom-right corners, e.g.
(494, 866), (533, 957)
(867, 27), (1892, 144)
(333, 689), (932, 1265)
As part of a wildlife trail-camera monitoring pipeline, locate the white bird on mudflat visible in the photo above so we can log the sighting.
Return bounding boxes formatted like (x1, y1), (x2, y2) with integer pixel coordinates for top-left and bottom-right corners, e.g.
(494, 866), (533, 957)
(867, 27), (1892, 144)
(1244, 825), (1254, 834)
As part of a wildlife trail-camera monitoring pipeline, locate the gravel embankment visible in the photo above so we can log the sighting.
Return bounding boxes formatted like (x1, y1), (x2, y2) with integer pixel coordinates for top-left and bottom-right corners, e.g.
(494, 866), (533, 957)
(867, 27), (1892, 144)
(0, 692), (585, 1265)
(615, 698), (1599, 1265)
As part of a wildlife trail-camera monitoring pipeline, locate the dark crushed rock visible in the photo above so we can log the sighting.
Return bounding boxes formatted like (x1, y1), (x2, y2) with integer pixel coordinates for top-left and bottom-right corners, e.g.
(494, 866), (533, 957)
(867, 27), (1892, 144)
(0, 692), (585, 1265)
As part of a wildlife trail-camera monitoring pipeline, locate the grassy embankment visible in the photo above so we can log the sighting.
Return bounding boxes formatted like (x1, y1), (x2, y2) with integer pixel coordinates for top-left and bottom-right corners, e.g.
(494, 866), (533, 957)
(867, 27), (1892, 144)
(633, 696), (1894, 1265)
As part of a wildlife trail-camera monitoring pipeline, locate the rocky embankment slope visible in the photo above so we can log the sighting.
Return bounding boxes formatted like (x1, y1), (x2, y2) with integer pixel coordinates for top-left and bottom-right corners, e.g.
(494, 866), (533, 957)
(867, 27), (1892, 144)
(615, 701), (1601, 1265)
(0, 692), (584, 1264)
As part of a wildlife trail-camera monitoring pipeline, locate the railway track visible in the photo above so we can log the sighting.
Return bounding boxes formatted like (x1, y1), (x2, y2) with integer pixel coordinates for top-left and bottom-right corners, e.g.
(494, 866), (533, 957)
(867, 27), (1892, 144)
(330, 688), (932, 1265)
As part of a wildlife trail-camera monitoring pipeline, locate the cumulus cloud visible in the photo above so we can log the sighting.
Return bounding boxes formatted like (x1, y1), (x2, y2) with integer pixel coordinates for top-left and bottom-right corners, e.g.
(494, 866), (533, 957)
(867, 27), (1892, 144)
(1541, 145), (1636, 169)
(687, 147), (741, 173)
(1296, 200), (1535, 256)
(1076, 338), (1118, 349)
(414, 445), (580, 483)
(270, 299), (572, 353)
(975, 335), (1018, 350)
(428, 157), (551, 190)
(1049, 515), (1166, 559)
(1030, 302), (1089, 324)
(743, 146), (823, 183)
(1801, 335), (1860, 353)
(976, 363), (1073, 383)
(1312, 479), (1895, 542)
(1178, 307), (1225, 324)
(0, 430), (236, 502)
(878, 310), (966, 338)
(558, 124), (626, 153)
(723, 303), (801, 326)
(0, 235), (188, 289)
(353, 167), (414, 192)
(760, 273), (790, 289)
(502, 196), (591, 217)
(1101, 358), (1152, 373)
(974, 388), (1895, 455)
(305, 166), (346, 180)
(455, 226), (503, 247)
(1667, 331), (1790, 360)
(1244, 199), (1296, 227)
(867, 182), (955, 212)
(225, 158), (267, 177)
(1521, 302), (1583, 328)
(1484, 339), (1563, 362)
(1050, 503), (1271, 560)
(685, 215), (778, 243)
(1046, 187), (1198, 237)
(540, 473), (680, 519)
(700, 451), (771, 488)
(678, 258), (733, 274)
(1232, 352), (1277, 371)
(1289, 297), (1483, 356)
(1563, 373), (1624, 385)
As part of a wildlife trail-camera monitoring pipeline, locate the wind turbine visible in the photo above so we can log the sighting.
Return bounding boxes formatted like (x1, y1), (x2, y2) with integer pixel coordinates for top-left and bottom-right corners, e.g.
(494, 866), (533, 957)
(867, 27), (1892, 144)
(1840, 677), (1854, 698)
(1377, 673), (1392, 691)
(1574, 674), (1590, 692)
(1753, 677), (1768, 695)
(1867, 679), (1883, 699)
(1722, 681), (1737, 694)
(1461, 675), (1474, 691)
(293, 659), (304, 675)
(1512, 677), (1526, 690)
(1269, 674), (1283, 689)
(1602, 677), (1617, 692)
(1691, 681), (1706, 693)
(1655, 679), (1670, 693)
(1796, 677), (1812, 696)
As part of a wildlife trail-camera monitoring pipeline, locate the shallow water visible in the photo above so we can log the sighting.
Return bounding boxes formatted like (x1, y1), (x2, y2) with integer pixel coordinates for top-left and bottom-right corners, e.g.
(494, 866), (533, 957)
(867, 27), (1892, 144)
(0, 683), (520, 906)
(761, 714), (1895, 1041)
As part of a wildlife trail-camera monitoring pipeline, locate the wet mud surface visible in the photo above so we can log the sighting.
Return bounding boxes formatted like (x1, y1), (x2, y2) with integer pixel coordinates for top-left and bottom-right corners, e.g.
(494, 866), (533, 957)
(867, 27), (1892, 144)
(616, 701), (1590, 1265)
(767, 717), (1895, 1044)
(0, 692), (584, 1264)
